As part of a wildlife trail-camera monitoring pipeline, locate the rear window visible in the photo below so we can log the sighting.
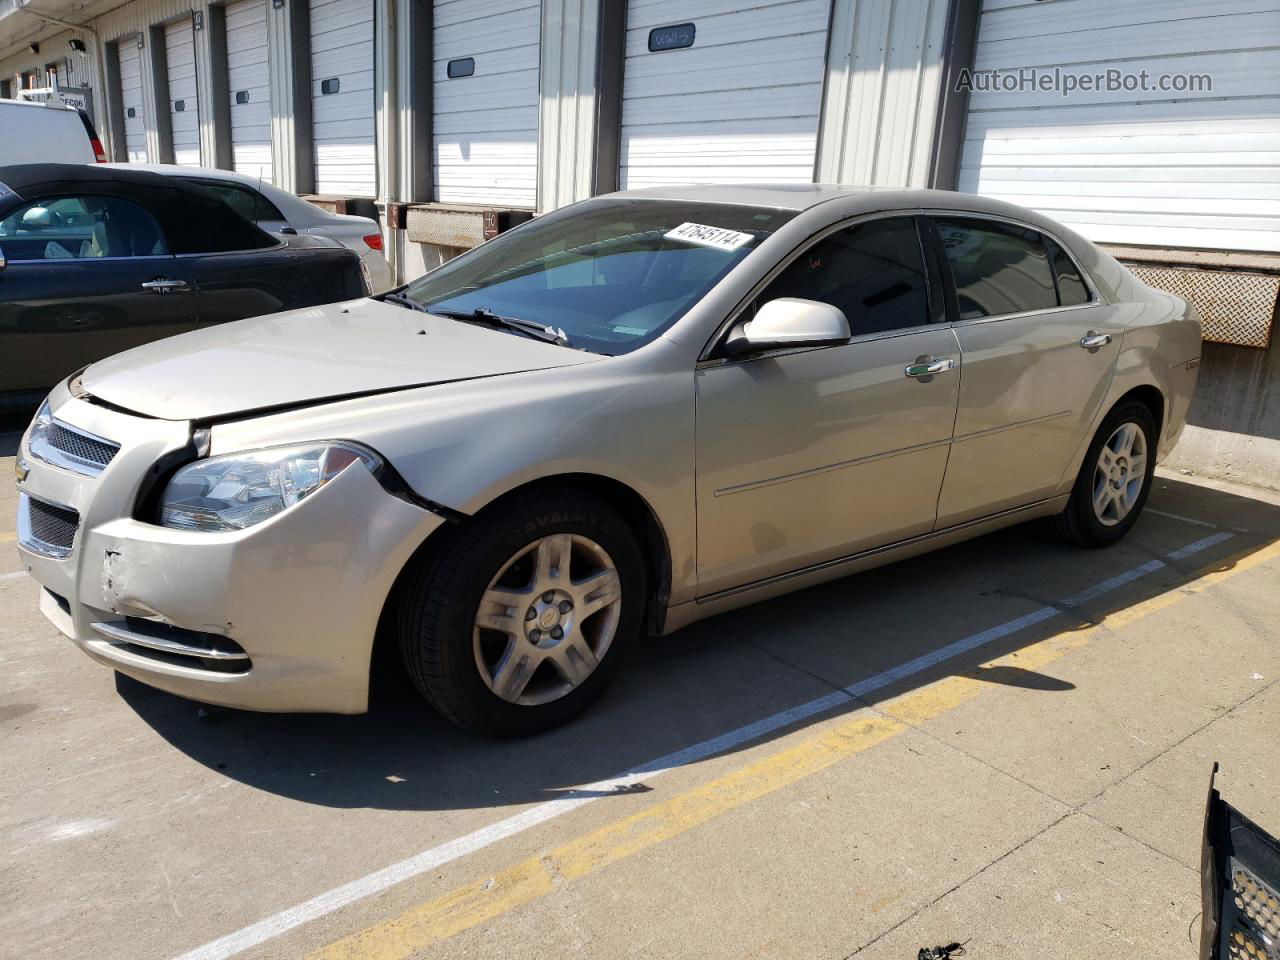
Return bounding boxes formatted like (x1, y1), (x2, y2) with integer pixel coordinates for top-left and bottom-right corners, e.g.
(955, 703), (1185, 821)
(935, 217), (1058, 321)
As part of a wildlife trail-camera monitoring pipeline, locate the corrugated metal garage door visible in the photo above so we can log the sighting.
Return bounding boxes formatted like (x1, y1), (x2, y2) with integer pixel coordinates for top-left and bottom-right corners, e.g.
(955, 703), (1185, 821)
(309, 0), (376, 197)
(164, 18), (200, 166)
(226, 0), (273, 182)
(117, 39), (147, 163)
(958, 0), (1280, 253)
(432, 0), (540, 208)
(619, 0), (831, 189)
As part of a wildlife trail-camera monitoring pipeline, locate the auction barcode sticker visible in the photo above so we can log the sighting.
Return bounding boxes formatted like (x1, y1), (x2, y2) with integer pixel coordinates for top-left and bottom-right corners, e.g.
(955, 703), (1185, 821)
(663, 222), (754, 251)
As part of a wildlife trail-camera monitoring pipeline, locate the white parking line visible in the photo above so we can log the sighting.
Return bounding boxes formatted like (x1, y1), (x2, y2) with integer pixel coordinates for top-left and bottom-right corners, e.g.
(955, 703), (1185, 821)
(172, 530), (1235, 960)
(0, 570), (29, 582)
(1147, 507), (1219, 529)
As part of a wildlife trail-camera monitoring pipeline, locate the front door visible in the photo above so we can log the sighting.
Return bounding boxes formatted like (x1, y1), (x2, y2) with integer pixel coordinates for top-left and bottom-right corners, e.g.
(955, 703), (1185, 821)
(0, 193), (197, 392)
(929, 216), (1125, 526)
(695, 216), (961, 597)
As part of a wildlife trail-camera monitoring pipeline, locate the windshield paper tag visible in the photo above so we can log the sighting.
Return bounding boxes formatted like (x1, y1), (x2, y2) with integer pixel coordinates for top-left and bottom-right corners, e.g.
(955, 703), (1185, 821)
(664, 222), (753, 251)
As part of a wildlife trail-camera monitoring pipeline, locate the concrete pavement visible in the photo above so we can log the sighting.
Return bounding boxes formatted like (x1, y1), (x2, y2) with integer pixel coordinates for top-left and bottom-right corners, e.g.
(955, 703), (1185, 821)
(3, 437), (1279, 960)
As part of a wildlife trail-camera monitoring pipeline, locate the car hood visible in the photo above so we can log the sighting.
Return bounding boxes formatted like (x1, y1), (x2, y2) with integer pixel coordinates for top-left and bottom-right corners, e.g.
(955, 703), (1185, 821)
(80, 299), (601, 420)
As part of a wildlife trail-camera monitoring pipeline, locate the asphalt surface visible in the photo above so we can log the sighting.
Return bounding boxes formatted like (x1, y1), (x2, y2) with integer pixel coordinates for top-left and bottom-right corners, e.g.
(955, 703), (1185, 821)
(4, 423), (1279, 960)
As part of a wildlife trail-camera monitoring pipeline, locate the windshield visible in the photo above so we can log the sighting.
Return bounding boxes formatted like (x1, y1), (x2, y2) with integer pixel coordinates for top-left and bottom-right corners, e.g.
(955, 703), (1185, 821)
(398, 198), (796, 355)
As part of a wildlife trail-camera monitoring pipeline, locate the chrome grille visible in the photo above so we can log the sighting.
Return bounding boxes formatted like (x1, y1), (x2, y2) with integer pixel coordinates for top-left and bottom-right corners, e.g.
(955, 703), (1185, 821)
(46, 422), (118, 468)
(19, 494), (80, 559)
(30, 419), (120, 476)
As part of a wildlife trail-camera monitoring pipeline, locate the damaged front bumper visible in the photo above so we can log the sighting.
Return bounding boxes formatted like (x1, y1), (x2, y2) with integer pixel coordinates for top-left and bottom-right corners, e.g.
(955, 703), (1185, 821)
(15, 383), (445, 714)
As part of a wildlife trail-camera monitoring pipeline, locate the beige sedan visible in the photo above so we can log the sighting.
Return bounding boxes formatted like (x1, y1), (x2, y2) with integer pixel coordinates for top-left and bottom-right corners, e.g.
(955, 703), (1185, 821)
(15, 185), (1201, 735)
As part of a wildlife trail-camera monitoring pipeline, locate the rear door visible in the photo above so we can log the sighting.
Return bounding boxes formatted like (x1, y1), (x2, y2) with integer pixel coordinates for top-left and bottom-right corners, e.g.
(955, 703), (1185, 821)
(694, 215), (961, 595)
(0, 194), (196, 391)
(929, 215), (1124, 526)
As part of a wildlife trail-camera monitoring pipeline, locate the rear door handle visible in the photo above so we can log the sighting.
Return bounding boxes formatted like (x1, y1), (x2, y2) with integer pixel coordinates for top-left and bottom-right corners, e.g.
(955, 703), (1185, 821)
(1080, 331), (1112, 350)
(141, 279), (188, 294)
(904, 357), (956, 379)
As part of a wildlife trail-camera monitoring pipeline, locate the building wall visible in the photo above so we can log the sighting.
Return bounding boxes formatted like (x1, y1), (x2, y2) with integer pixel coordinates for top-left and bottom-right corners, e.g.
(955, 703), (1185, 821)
(1164, 337), (1280, 493)
(816, 0), (951, 187)
(956, 0), (1280, 253)
(5, 0), (956, 266)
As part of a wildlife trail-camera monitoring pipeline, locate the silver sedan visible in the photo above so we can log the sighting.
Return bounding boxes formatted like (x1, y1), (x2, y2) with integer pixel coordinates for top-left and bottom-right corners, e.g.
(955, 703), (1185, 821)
(15, 185), (1201, 735)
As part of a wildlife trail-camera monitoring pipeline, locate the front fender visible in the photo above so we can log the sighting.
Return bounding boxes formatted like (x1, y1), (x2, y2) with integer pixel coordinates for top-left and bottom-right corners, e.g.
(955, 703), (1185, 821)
(208, 339), (701, 604)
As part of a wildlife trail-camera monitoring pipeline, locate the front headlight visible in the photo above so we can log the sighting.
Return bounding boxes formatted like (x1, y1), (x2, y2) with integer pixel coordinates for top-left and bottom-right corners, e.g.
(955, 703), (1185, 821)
(22, 400), (54, 454)
(159, 442), (382, 532)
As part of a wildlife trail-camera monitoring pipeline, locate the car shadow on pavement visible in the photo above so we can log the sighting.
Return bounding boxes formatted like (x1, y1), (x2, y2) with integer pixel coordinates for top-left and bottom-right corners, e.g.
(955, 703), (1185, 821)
(118, 475), (1280, 813)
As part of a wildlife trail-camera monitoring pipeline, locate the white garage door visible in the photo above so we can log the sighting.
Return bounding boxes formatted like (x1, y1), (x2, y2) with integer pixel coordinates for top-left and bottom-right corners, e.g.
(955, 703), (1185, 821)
(309, 0), (376, 196)
(164, 19), (200, 166)
(958, 0), (1280, 253)
(432, 0), (540, 208)
(225, 0), (273, 182)
(117, 40), (147, 163)
(619, 0), (831, 189)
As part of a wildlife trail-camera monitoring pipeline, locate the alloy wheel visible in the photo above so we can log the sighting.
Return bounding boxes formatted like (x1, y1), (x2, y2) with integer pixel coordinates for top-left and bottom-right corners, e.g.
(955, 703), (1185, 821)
(473, 533), (622, 706)
(1092, 421), (1148, 527)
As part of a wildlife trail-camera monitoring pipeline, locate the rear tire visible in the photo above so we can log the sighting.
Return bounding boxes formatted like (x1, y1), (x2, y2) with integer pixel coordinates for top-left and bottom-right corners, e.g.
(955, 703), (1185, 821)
(397, 490), (646, 736)
(1054, 399), (1158, 548)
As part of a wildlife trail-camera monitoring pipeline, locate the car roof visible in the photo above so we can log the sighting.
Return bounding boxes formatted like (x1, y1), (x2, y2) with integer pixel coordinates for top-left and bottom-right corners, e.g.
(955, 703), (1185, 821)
(0, 98), (78, 111)
(106, 162), (271, 189)
(605, 182), (1037, 217)
(0, 162), (183, 195)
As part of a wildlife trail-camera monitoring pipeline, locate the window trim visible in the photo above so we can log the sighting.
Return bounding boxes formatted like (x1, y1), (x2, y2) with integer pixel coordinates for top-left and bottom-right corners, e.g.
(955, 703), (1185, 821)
(698, 209), (939, 366)
(2, 254), (176, 265)
(922, 210), (1104, 328)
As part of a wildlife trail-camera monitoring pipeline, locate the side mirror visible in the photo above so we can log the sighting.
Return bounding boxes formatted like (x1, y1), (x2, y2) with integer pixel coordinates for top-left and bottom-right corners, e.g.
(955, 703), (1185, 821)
(724, 298), (850, 357)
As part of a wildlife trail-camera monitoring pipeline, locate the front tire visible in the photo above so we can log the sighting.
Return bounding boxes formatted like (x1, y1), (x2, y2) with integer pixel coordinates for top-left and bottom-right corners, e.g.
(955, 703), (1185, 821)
(1055, 399), (1158, 547)
(397, 490), (646, 736)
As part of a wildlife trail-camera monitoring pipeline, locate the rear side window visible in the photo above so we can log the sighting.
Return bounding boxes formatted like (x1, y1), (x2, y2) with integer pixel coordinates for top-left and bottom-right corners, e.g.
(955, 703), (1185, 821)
(935, 217), (1057, 320)
(762, 216), (930, 336)
(165, 186), (279, 254)
(0, 195), (168, 259)
(187, 179), (285, 223)
(1046, 237), (1090, 306)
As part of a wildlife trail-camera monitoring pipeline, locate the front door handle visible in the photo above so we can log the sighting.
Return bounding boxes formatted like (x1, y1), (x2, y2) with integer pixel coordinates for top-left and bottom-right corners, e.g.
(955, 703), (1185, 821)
(1080, 331), (1112, 350)
(904, 356), (956, 379)
(141, 279), (188, 294)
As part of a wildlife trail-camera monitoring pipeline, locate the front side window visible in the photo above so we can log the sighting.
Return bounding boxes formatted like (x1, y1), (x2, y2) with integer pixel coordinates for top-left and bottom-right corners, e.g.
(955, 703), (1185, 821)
(399, 198), (796, 355)
(935, 217), (1057, 320)
(760, 217), (931, 337)
(0, 195), (168, 260)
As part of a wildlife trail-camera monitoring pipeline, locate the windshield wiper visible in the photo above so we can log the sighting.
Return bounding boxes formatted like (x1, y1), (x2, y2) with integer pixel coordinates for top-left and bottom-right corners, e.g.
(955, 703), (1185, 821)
(379, 291), (431, 314)
(427, 305), (571, 347)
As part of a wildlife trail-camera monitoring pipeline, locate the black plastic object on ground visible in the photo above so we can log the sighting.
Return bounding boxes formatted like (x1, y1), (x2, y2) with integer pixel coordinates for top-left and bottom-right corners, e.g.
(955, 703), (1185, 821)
(1201, 763), (1280, 959)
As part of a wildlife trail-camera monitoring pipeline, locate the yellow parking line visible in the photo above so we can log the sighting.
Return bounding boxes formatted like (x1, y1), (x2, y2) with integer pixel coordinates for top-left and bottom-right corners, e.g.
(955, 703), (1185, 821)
(0, 531), (16, 543)
(308, 538), (1280, 960)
